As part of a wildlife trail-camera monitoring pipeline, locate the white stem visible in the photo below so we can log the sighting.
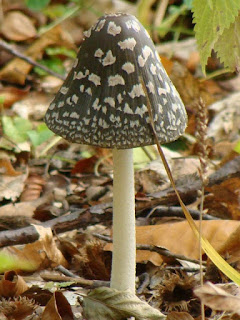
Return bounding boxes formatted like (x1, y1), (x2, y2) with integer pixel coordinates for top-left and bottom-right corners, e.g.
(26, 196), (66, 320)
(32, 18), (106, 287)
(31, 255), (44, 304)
(111, 148), (136, 293)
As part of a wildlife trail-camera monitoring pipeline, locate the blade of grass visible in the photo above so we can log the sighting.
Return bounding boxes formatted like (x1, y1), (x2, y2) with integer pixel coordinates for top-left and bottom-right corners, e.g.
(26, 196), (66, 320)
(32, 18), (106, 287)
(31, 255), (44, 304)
(140, 76), (240, 285)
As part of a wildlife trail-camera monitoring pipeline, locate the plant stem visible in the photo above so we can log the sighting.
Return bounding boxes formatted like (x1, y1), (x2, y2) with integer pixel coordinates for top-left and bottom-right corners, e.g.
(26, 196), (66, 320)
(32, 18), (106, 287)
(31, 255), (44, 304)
(111, 148), (136, 293)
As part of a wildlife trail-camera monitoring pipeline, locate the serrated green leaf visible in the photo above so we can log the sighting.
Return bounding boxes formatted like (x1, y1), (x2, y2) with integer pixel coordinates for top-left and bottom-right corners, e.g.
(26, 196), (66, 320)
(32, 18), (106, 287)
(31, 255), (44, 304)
(214, 15), (240, 72)
(83, 287), (165, 320)
(192, 0), (240, 73)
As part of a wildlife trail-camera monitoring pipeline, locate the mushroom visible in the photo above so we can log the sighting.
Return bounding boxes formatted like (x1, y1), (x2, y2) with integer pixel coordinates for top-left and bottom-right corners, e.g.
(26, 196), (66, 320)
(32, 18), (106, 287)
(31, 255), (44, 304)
(44, 13), (187, 293)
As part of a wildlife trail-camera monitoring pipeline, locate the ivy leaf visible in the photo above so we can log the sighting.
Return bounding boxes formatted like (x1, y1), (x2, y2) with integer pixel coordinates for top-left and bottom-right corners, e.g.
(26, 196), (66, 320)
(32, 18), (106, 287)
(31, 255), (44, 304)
(214, 15), (240, 72)
(192, 0), (240, 73)
(83, 287), (165, 320)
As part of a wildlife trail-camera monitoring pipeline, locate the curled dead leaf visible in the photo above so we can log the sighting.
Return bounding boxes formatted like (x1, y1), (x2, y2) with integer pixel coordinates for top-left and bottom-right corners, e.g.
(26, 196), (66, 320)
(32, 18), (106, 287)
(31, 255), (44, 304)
(1, 11), (36, 41)
(42, 291), (74, 320)
(0, 270), (28, 297)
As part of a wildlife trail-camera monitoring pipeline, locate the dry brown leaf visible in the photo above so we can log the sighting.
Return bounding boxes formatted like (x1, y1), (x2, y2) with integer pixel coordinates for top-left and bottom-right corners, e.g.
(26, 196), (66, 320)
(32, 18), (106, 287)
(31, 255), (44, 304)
(0, 25), (73, 84)
(0, 86), (29, 108)
(205, 177), (240, 220)
(106, 220), (240, 266)
(0, 11), (36, 41)
(42, 291), (74, 320)
(0, 270), (28, 297)
(217, 225), (240, 270)
(0, 169), (28, 201)
(162, 59), (218, 108)
(194, 282), (240, 315)
(2, 225), (68, 271)
(0, 202), (37, 217)
(0, 159), (22, 176)
(20, 173), (46, 202)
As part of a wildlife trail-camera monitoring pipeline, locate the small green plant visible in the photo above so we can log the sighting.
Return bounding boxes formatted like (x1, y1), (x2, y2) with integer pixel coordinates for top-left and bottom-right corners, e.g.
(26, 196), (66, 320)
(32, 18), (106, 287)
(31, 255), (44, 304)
(34, 47), (76, 76)
(1, 116), (54, 147)
(25, 0), (51, 11)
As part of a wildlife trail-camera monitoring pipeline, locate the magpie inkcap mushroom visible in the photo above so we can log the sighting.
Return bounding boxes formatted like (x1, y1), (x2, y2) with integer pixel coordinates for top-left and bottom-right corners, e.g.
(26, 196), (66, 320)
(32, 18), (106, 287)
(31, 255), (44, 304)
(44, 13), (187, 295)
(44, 13), (187, 148)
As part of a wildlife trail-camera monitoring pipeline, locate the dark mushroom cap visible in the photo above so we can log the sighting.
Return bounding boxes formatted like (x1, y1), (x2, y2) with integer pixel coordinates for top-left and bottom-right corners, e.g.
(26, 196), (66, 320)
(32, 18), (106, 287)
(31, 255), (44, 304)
(45, 13), (187, 149)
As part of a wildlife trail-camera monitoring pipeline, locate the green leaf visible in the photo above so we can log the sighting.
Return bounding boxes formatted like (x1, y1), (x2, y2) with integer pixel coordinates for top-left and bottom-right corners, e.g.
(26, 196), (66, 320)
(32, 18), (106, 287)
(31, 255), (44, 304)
(34, 57), (65, 76)
(234, 140), (240, 154)
(192, 0), (240, 73)
(43, 4), (67, 19)
(27, 123), (54, 147)
(214, 15), (240, 71)
(83, 287), (165, 320)
(46, 47), (77, 59)
(2, 116), (32, 143)
(25, 0), (50, 11)
(0, 251), (36, 272)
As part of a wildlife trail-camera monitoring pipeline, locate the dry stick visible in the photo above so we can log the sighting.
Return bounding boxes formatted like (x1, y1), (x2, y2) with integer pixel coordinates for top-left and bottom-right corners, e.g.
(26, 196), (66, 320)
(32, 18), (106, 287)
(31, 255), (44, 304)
(0, 40), (65, 80)
(93, 233), (204, 265)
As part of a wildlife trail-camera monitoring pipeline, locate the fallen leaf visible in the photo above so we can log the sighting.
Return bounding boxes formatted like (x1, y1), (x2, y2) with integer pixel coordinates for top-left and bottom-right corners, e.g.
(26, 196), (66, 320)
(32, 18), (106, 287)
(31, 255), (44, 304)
(42, 291), (74, 320)
(194, 282), (240, 315)
(83, 287), (165, 320)
(0, 169), (28, 201)
(1, 225), (68, 272)
(105, 220), (240, 266)
(205, 177), (240, 219)
(0, 86), (29, 108)
(0, 159), (22, 176)
(0, 11), (36, 41)
(0, 25), (73, 84)
(0, 270), (28, 297)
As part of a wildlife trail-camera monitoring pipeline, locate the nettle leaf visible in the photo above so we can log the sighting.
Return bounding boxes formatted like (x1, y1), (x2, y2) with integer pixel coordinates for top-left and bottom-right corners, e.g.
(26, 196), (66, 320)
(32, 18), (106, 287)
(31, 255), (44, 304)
(192, 0), (240, 73)
(83, 287), (165, 320)
(214, 15), (240, 72)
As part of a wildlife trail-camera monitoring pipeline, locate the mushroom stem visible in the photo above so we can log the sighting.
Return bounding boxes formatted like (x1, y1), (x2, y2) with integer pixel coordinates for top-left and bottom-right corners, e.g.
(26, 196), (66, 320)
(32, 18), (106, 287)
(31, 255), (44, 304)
(111, 148), (136, 293)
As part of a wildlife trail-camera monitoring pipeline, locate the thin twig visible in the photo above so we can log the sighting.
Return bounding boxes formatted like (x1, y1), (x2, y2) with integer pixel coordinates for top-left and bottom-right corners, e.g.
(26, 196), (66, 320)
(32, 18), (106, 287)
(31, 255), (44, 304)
(93, 233), (205, 265)
(0, 40), (65, 80)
